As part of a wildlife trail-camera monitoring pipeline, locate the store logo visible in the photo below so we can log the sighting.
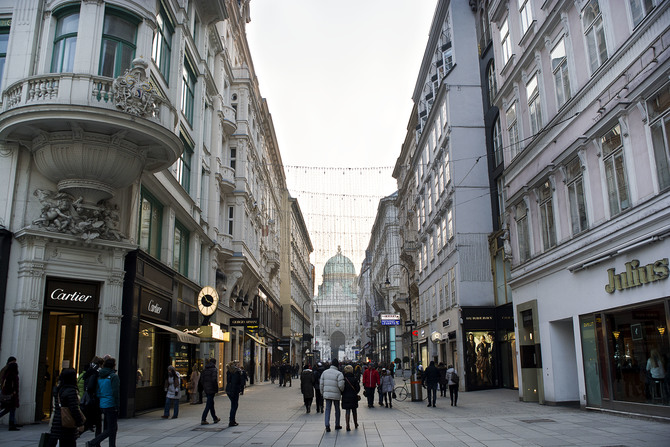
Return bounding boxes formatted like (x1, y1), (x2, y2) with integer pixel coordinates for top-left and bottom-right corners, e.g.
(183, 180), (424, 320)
(50, 288), (93, 302)
(605, 258), (669, 293)
(147, 300), (163, 314)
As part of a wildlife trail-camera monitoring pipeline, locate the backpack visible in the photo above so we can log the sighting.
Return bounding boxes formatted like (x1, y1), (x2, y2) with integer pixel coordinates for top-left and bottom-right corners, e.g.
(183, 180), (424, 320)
(450, 370), (459, 385)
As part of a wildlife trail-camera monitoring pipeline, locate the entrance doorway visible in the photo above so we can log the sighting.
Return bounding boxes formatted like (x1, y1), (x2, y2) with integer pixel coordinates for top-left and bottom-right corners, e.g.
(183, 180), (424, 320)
(37, 311), (97, 420)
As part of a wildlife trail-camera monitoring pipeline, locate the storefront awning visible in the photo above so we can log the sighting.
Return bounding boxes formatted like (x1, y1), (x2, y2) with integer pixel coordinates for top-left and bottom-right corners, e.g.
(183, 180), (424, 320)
(245, 331), (267, 347)
(141, 320), (200, 344)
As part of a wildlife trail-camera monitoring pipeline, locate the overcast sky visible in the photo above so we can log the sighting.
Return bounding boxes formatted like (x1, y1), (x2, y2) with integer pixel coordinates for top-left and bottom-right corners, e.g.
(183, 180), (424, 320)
(246, 0), (438, 277)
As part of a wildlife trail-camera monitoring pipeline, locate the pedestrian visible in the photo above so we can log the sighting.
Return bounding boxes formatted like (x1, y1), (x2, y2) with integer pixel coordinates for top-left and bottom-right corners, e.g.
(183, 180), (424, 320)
(81, 356), (104, 435)
(270, 363), (278, 384)
(48, 368), (85, 446)
(161, 365), (180, 419)
(438, 362), (448, 397)
(380, 369), (394, 408)
(225, 360), (242, 427)
(189, 363), (200, 404)
(341, 365), (360, 431)
(278, 363), (285, 387)
(353, 363), (362, 382)
(283, 363), (292, 387)
(377, 367), (385, 405)
(300, 364), (315, 413)
(319, 358), (344, 432)
(422, 360), (440, 407)
(86, 357), (120, 447)
(362, 362), (380, 408)
(200, 358), (220, 425)
(0, 357), (20, 431)
(239, 367), (247, 395)
(313, 362), (324, 413)
(446, 364), (459, 407)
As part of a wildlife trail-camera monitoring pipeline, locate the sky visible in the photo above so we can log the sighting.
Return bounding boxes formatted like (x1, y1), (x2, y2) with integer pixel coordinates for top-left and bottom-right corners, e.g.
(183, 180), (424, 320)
(246, 0), (438, 280)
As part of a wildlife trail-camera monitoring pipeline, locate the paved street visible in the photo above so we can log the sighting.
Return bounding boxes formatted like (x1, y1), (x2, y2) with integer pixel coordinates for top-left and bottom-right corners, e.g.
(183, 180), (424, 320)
(1, 378), (669, 446)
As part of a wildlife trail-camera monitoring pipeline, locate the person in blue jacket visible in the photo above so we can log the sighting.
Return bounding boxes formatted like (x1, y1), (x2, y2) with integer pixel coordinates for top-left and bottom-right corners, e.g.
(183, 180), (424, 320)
(86, 357), (120, 447)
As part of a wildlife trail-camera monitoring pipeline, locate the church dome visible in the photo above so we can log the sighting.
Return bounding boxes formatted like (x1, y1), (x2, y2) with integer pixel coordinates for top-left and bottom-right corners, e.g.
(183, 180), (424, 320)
(323, 247), (356, 276)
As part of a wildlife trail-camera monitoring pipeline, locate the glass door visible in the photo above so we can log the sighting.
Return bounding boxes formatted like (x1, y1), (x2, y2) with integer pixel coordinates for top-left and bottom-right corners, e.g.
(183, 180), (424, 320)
(580, 315), (602, 406)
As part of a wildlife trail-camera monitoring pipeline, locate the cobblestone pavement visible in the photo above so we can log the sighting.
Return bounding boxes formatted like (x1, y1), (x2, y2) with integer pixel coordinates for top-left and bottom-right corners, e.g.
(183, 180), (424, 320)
(1, 376), (669, 446)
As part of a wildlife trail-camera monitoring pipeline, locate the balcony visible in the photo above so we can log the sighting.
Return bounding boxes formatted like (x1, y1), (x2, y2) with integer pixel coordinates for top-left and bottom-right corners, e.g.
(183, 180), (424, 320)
(215, 158), (235, 192)
(220, 105), (237, 135)
(0, 59), (182, 204)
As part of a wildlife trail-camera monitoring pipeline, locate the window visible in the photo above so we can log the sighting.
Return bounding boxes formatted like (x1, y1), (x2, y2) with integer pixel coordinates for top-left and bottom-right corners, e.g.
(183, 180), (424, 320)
(438, 164), (444, 194)
(439, 277), (446, 311)
(447, 206), (453, 240)
(500, 18), (511, 66)
(429, 234), (435, 261)
(527, 74), (542, 135)
(152, 4), (173, 81)
(427, 181), (433, 215)
(566, 158), (588, 234)
(506, 102), (520, 158)
(442, 43), (453, 72)
(601, 124), (630, 215)
(437, 218), (444, 248)
(173, 220), (189, 276)
(227, 206), (234, 235)
(551, 38), (571, 108)
(181, 57), (196, 125)
(519, 0), (533, 36)
(647, 83), (670, 190)
(582, 0), (608, 74)
(230, 147), (237, 171)
(444, 150), (451, 186)
(99, 9), (138, 77)
(52, 8), (79, 73)
(516, 204), (530, 262)
(440, 217), (447, 247)
(493, 117), (503, 166)
(497, 177), (505, 224)
(449, 266), (456, 306)
(176, 134), (193, 193)
(139, 189), (162, 258)
(538, 181), (556, 250)
(487, 62), (497, 106)
(0, 22), (9, 92)
(630, 0), (655, 28)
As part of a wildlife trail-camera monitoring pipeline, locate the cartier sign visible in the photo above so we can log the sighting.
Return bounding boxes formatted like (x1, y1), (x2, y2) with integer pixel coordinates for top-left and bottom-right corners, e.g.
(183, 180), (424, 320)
(140, 291), (170, 323)
(605, 258), (669, 293)
(45, 278), (99, 311)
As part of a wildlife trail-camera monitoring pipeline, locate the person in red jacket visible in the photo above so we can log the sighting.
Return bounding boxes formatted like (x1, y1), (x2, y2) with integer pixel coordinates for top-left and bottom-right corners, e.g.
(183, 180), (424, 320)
(362, 363), (380, 408)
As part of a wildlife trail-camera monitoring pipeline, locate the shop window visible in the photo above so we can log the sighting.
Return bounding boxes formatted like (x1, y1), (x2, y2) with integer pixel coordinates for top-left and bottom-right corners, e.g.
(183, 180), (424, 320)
(464, 331), (495, 388)
(137, 321), (158, 387)
(99, 8), (138, 77)
(151, 3), (173, 82)
(647, 83), (670, 190)
(601, 124), (630, 215)
(139, 189), (162, 257)
(173, 220), (189, 276)
(51, 7), (79, 73)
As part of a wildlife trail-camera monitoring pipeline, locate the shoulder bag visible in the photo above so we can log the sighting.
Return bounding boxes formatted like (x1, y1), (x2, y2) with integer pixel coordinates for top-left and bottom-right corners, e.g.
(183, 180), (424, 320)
(345, 377), (361, 401)
(58, 390), (86, 429)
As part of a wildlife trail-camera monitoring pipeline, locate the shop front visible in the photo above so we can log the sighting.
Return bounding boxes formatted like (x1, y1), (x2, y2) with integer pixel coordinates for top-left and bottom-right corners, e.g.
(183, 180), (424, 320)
(461, 307), (496, 390)
(36, 278), (100, 420)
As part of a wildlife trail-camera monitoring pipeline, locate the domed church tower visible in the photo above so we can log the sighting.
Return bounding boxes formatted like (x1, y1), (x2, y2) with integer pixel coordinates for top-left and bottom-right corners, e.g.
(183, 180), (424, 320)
(314, 247), (359, 361)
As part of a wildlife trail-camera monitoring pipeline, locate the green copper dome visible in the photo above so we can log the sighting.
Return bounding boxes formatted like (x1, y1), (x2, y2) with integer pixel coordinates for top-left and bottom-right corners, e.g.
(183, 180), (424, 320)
(323, 246), (356, 276)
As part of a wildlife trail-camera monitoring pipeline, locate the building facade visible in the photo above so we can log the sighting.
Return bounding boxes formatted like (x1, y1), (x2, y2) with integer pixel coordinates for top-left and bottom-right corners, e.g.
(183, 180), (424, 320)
(393, 0), (496, 390)
(314, 248), (360, 362)
(0, 0), (309, 422)
(489, 0), (670, 417)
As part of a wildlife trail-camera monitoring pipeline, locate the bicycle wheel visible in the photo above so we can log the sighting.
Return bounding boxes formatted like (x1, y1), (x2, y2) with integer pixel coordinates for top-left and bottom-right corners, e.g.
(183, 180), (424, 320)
(394, 386), (408, 402)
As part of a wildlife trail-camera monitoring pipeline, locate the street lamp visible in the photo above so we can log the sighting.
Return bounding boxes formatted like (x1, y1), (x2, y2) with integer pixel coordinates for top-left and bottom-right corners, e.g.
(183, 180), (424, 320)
(385, 263), (421, 402)
(301, 299), (318, 368)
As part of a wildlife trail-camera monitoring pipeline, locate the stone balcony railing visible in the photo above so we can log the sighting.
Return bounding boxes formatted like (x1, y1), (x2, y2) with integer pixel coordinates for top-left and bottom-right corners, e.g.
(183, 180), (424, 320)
(2, 72), (178, 131)
(215, 157), (235, 191)
(220, 105), (237, 135)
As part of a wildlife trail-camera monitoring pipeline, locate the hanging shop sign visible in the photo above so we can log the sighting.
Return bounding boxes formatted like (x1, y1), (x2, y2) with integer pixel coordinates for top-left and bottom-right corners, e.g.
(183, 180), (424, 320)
(230, 318), (259, 330)
(44, 278), (99, 311)
(380, 313), (401, 325)
(605, 258), (669, 293)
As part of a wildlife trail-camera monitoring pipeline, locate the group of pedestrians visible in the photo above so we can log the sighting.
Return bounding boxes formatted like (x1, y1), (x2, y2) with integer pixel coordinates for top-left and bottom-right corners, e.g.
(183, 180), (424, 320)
(422, 361), (459, 407)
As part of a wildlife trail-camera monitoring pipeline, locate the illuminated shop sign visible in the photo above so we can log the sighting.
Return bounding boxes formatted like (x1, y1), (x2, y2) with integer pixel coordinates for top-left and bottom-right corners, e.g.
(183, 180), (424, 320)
(44, 278), (99, 311)
(605, 258), (669, 293)
(140, 291), (170, 323)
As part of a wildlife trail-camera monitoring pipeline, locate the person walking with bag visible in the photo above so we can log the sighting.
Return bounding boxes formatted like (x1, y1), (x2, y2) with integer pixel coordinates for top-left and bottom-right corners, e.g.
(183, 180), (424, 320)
(48, 368), (85, 447)
(0, 357), (20, 431)
(422, 360), (440, 407)
(446, 364), (459, 406)
(200, 358), (220, 425)
(225, 360), (242, 427)
(161, 365), (180, 419)
(319, 358), (344, 432)
(81, 357), (103, 435)
(380, 369), (394, 408)
(86, 357), (120, 447)
(341, 365), (360, 431)
(362, 363), (379, 408)
(300, 364), (315, 413)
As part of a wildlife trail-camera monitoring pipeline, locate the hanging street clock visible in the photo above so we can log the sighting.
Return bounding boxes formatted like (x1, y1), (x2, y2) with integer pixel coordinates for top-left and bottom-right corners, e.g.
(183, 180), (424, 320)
(198, 286), (219, 316)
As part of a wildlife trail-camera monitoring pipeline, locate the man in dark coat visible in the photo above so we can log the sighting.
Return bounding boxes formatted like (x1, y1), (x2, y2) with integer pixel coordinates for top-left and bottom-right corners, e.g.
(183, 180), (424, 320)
(200, 358), (220, 425)
(82, 356), (104, 435)
(225, 360), (242, 427)
(312, 362), (325, 413)
(422, 360), (441, 407)
(300, 364), (315, 413)
(50, 368), (85, 445)
(0, 357), (20, 431)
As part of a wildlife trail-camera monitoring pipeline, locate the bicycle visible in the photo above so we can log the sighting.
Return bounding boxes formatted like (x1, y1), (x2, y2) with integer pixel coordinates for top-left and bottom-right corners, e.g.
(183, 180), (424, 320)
(393, 377), (428, 402)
